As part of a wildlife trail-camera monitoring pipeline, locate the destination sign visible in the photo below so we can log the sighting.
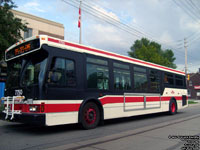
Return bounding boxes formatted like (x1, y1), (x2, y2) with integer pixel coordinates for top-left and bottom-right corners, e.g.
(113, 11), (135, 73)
(6, 39), (40, 60)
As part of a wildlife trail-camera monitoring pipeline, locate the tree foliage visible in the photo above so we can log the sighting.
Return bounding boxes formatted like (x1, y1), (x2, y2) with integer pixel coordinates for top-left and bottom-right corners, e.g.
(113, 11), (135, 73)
(128, 38), (177, 69)
(0, 0), (27, 60)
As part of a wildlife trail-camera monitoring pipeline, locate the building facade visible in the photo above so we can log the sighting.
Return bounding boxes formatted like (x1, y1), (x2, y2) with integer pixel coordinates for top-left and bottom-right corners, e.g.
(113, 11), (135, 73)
(187, 71), (200, 100)
(11, 9), (64, 40)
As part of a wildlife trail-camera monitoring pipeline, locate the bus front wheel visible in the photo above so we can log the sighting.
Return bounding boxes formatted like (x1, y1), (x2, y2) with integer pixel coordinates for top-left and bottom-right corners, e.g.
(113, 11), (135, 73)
(81, 102), (100, 129)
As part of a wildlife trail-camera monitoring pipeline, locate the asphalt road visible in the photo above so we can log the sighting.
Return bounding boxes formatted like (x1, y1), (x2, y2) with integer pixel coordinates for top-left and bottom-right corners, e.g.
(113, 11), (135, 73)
(0, 104), (200, 150)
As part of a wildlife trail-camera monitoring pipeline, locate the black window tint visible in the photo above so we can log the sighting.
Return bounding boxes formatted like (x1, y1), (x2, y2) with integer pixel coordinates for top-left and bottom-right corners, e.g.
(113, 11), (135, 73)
(49, 58), (76, 87)
(49, 58), (65, 86)
(134, 72), (148, 91)
(87, 64), (109, 90)
(113, 62), (129, 69)
(133, 66), (148, 92)
(65, 59), (76, 87)
(164, 73), (174, 85)
(175, 75), (183, 79)
(149, 70), (160, 92)
(54, 58), (65, 69)
(87, 57), (108, 65)
(176, 79), (183, 86)
(134, 66), (146, 73)
(114, 69), (131, 90)
(175, 75), (183, 87)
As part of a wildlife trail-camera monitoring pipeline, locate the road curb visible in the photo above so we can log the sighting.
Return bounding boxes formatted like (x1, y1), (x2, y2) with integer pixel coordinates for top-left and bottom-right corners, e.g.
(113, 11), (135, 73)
(44, 114), (200, 150)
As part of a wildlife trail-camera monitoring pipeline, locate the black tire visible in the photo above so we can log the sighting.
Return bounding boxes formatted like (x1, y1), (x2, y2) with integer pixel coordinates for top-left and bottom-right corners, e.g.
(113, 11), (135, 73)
(169, 99), (177, 115)
(81, 102), (100, 129)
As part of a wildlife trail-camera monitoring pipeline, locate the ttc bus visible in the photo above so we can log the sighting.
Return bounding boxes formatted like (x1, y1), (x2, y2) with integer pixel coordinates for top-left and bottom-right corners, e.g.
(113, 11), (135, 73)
(2, 35), (188, 129)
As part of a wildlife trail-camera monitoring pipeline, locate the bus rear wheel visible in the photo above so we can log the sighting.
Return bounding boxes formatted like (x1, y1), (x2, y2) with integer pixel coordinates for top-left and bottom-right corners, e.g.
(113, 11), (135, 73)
(169, 100), (177, 115)
(81, 102), (100, 129)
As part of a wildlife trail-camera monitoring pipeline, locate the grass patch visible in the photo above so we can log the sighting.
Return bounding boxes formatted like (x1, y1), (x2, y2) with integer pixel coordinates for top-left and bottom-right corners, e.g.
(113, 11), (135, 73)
(188, 101), (198, 104)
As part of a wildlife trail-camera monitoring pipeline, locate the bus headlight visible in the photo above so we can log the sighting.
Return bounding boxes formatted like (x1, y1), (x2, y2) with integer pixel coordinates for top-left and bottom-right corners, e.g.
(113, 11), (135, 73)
(29, 105), (39, 112)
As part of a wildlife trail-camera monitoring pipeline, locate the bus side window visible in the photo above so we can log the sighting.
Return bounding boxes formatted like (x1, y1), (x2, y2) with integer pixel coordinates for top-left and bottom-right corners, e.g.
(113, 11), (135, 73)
(133, 66), (148, 92)
(164, 73), (174, 86)
(48, 58), (65, 86)
(65, 59), (76, 87)
(149, 70), (160, 92)
(175, 75), (183, 87)
(113, 62), (131, 91)
(48, 57), (76, 87)
(86, 57), (109, 90)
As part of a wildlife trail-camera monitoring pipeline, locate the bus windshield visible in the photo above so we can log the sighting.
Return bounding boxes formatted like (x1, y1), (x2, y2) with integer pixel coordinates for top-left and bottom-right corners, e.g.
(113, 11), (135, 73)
(6, 50), (48, 89)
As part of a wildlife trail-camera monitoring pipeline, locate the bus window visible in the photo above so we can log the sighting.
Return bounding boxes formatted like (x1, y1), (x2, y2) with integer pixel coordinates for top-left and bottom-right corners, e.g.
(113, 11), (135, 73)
(113, 62), (129, 70)
(87, 57), (108, 65)
(114, 69), (131, 90)
(49, 58), (76, 87)
(133, 66), (148, 92)
(113, 62), (131, 90)
(65, 59), (76, 87)
(21, 52), (48, 86)
(149, 70), (160, 92)
(87, 57), (109, 90)
(164, 73), (174, 86)
(175, 75), (183, 87)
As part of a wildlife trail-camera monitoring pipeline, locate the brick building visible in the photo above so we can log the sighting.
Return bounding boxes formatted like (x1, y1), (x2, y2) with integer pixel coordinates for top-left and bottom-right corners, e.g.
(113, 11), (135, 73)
(187, 71), (200, 100)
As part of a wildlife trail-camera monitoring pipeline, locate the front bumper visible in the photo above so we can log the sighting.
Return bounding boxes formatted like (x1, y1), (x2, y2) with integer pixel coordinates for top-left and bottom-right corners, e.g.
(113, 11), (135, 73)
(1, 112), (45, 126)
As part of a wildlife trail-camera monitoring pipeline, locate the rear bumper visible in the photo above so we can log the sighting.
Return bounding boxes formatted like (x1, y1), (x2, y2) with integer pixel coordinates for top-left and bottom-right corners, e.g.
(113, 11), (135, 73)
(1, 112), (45, 126)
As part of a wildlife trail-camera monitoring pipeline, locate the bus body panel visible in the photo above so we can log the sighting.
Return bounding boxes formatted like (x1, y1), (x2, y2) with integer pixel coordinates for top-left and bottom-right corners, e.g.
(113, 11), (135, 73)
(2, 35), (188, 128)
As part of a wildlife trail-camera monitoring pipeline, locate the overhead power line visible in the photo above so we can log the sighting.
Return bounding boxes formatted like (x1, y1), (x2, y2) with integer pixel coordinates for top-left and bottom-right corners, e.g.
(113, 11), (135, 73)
(61, 0), (199, 61)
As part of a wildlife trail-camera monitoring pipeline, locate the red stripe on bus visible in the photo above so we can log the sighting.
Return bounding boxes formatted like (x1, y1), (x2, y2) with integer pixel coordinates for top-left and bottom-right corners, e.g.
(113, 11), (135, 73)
(100, 96), (183, 104)
(47, 38), (185, 75)
(12, 96), (184, 113)
(146, 97), (161, 102)
(44, 104), (81, 113)
(99, 96), (144, 105)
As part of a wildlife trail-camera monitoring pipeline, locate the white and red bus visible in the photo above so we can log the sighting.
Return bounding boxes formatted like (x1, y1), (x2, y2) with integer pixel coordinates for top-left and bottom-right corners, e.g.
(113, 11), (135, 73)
(2, 35), (188, 129)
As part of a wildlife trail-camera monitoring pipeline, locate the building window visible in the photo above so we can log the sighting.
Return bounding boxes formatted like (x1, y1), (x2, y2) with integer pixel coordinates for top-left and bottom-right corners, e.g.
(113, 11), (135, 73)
(87, 57), (109, 90)
(197, 92), (200, 96)
(134, 66), (148, 92)
(24, 28), (33, 39)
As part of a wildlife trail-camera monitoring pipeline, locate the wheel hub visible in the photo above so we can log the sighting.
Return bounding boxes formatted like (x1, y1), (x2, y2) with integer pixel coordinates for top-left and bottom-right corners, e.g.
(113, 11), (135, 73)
(85, 108), (96, 125)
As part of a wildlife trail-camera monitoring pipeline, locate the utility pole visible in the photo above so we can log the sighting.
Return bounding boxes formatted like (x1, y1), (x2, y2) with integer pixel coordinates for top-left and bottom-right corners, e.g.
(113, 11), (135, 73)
(79, 0), (82, 44)
(184, 38), (188, 83)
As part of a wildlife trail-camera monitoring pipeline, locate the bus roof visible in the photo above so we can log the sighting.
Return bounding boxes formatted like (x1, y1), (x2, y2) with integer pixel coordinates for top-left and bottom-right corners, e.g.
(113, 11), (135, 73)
(6, 35), (185, 76)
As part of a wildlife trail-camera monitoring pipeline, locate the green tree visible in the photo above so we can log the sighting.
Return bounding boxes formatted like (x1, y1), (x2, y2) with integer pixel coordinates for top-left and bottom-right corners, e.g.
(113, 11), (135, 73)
(128, 38), (177, 69)
(0, 0), (27, 60)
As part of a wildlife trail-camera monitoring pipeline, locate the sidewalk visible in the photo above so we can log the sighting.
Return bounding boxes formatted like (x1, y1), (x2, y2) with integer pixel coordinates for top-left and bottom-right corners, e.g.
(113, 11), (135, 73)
(45, 113), (200, 150)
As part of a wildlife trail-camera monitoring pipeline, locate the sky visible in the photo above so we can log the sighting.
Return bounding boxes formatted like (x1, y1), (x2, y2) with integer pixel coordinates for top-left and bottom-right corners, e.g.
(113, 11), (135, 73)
(13, 0), (200, 73)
